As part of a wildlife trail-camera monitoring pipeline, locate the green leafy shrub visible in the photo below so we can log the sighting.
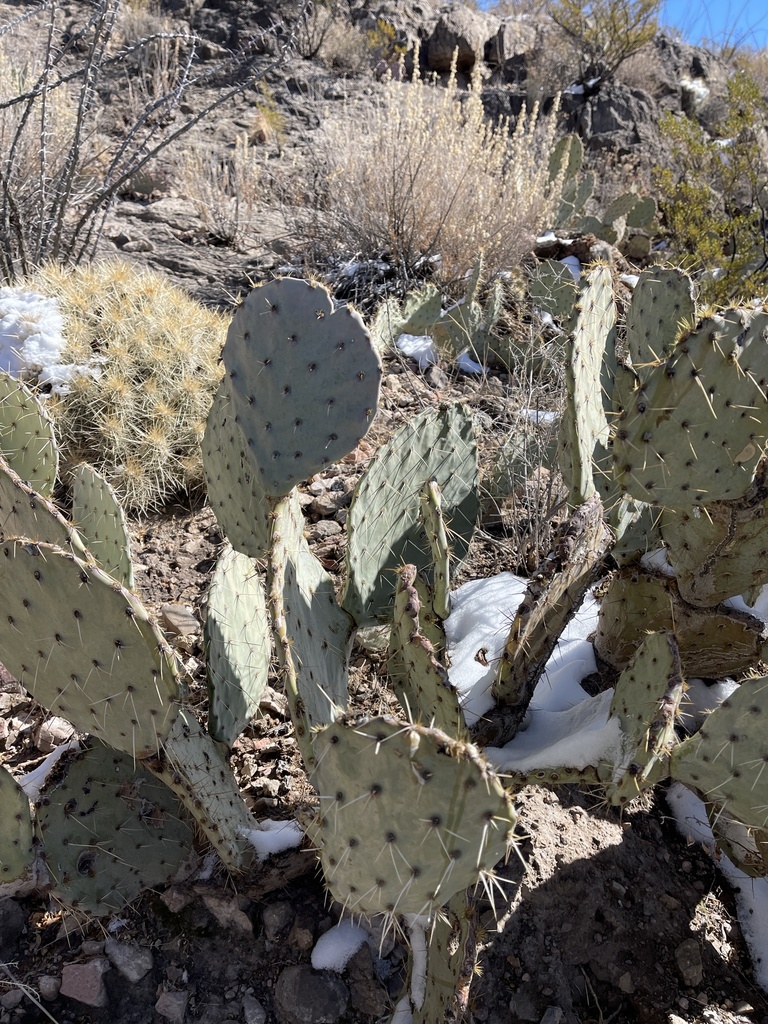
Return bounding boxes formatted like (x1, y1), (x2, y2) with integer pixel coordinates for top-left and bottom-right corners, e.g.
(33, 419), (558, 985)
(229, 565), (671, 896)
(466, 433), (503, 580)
(547, 0), (661, 81)
(655, 72), (768, 304)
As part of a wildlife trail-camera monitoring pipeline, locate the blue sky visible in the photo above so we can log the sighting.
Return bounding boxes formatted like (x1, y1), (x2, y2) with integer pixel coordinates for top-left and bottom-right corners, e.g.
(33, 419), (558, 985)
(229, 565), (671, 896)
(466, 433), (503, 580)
(659, 0), (767, 50)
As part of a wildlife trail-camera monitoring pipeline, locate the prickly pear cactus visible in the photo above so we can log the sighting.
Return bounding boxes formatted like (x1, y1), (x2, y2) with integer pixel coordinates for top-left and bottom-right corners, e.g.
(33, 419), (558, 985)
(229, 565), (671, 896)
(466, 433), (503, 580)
(0, 540), (180, 756)
(0, 765), (35, 889)
(205, 544), (270, 747)
(36, 743), (193, 915)
(0, 455), (84, 552)
(624, 267), (694, 366)
(612, 309), (768, 508)
(308, 715), (515, 920)
(670, 675), (768, 832)
(557, 264), (616, 506)
(214, 278), (381, 498)
(0, 370), (58, 496)
(343, 403), (479, 627)
(70, 463), (134, 589)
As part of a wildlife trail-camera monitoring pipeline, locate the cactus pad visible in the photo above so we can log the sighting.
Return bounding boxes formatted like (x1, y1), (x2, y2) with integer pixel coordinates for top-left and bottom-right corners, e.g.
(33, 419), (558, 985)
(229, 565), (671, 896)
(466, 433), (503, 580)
(624, 267), (695, 366)
(0, 455), (84, 552)
(342, 403), (479, 626)
(36, 743), (192, 915)
(389, 565), (463, 735)
(202, 380), (274, 559)
(0, 765), (34, 886)
(612, 309), (768, 508)
(309, 715), (515, 918)
(70, 463), (134, 589)
(603, 631), (684, 805)
(0, 540), (180, 755)
(670, 676), (768, 831)
(558, 264), (616, 505)
(145, 708), (255, 870)
(205, 544), (270, 747)
(0, 370), (58, 496)
(217, 278), (381, 497)
(660, 493), (768, 607)
(594, 570), (767, 677)
(270, 492), (352, 743)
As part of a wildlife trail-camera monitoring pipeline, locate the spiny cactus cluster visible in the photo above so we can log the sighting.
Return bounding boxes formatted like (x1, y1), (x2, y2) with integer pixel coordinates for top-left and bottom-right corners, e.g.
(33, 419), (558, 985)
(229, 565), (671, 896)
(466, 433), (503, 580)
(1, 267), (768, 1020)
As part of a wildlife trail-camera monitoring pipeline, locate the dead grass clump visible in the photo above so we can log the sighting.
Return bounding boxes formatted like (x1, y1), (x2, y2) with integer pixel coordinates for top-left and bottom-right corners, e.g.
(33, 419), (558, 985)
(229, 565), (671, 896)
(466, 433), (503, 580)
(26, 261), (226, 513)
(305, 61), (563, 285)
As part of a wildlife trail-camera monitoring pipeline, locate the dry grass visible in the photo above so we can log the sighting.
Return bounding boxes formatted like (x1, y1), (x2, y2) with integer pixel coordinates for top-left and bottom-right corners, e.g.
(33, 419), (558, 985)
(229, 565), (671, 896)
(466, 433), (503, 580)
(304, 60), (563, 286)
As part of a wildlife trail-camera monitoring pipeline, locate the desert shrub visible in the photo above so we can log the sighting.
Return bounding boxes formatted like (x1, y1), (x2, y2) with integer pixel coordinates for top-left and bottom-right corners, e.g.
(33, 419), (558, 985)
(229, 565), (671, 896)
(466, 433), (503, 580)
(655, 71), (768, 304)
(178, 133), (265, 247)
(547, 0), (662, 81)
(306, 61), (563, 286)
(0, 1), (294, 282)
(24, 261), (226, 513)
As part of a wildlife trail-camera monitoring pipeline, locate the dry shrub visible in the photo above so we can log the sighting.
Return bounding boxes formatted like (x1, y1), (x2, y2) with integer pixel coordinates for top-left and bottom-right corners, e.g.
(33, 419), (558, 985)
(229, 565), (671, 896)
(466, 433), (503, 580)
(26, 261), (226, 513)
(176, 134), (264, 247)
(317, 20), (372, 74)
(309, 62), (562, 284)
(614, 43), (668, 96)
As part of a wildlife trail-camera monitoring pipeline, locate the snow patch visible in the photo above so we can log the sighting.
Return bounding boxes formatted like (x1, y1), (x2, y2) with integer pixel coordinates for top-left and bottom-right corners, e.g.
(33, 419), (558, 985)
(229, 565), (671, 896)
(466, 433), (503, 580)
(311, 920), (369, 972)
(242, 819), (304, 859)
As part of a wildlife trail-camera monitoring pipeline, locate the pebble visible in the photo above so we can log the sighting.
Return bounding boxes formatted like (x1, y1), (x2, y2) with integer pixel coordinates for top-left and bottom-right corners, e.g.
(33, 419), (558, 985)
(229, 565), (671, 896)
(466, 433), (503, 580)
(104, 937), (154, 983)
(60, 959), (111, 1008)
(263, 902), (295, 942)
(0, 992), (22, 1011)
(242, 994), (267, 1024)
(155, 989), (189, 1022)
(35, 715), (76, 752)
(159, 603), (200, 637)
(273, 964), (349, 1024)
(675, 938), (703, 987)
(37, 975), (61, 1001)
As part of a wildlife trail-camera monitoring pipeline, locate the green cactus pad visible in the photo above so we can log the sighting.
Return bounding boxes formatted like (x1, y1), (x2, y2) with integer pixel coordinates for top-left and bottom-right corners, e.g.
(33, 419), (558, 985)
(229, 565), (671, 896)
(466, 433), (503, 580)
(70, 463), (134, 589)
(205, 544), (270, 747)
(670, 676), (768, 831)
(594, 569), (767, 677)
(558, 264), (616, 506)
(36, 743), (193, 915)
(389, 564), (463, 736)
(549, 133), (583, 182)
(418, 480), (451, 620)
(708, 807), (768, 878)
(370, 285), (442, 352)
(342, 403), (478, 627)
(602, 631), (684, 806)
(412, 891), (476, 1024)
(0, 371), (58, 496)
(0, 765), (34, 885)
(202, 379), (274, 559)
(612, 309), (768, 508)
(271, 491), (352, 737)
(660, 492), (768, 607)
(309, 715), (515, 918)
(144, 708), (255, 870)
(626, 195), (657, 229)
(0, 455), (84, 552)
(624, 267), (695, 367)
(0, 540), (180, 756)
(603, 192), (642, 225)
(529, 260), (578, 323)
(218, 278), (381, 497)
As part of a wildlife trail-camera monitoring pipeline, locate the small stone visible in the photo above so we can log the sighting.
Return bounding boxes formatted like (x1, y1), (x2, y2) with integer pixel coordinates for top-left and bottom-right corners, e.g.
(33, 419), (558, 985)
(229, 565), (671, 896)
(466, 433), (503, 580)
(539, 1009), (564, 1024)
(80, 940), (105, 956)
(104, 937), (154, 983)
(60, 959), (111, 1008)
(0, 900), (25, 960)
(242, 994), (267, 1024)
(37, 976), (61, 1001)
(263, 902), (294, 943)
(35, 716), (76, 752)
(0, 991), (22, 1011)
(159, 603), (200, 637)
(160, 888), (194, 914)
(155, 989), (189, 1022)
(202, 895), (253, 935)
(735, 1002), (754, 1013)
(618, 972), (634, 994)
(274, 964), (348, 1024)
(311, 493), (343, 517)
(675, 938), (703, 987)
(310, 519), (342, 540)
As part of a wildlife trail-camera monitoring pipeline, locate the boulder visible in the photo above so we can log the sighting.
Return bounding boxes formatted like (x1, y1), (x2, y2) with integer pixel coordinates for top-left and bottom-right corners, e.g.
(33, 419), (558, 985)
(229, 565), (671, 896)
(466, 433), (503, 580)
(426, 4), (497, 73)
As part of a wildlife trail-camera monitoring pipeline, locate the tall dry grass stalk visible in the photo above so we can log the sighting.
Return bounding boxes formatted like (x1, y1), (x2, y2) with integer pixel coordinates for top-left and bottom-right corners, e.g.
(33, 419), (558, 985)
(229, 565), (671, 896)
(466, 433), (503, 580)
(312, 58), (562, 284)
